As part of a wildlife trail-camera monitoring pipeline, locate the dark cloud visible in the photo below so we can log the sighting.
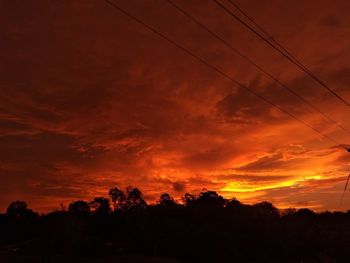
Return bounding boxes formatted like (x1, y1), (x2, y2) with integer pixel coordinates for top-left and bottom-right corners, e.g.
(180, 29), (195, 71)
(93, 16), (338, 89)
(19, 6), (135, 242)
(172, 181), (186, 192)
(237, 153), (288, 171)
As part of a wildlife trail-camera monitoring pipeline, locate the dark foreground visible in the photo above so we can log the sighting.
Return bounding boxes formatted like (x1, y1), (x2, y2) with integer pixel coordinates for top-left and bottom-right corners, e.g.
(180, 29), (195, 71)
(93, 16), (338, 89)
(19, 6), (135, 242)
(1, 189), (350, 262)
(0, 252), (179, 263)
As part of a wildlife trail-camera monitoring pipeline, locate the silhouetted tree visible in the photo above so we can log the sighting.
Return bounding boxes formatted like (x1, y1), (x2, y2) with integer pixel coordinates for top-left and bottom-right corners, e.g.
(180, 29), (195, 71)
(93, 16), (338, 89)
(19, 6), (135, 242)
(68, 200), (90, 216)
(183, 193), (196, 205)
(158, 193), (177, 207)
(196, 190), (225, 207)
(124, 187), (147, 209)
(108, 187), (125, 209)
(253, 201), (279, 218)
(89, 197), (111, 215)
(6, 200), (37, 220)
(226, 197), (242, 208)
(4, 188), (350, 262)
(295, 208), (316, 219)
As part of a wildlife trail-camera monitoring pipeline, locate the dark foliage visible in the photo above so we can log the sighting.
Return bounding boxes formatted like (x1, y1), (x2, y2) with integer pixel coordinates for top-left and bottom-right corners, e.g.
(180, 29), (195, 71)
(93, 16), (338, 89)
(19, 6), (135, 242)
(90, 197), (111, 215)
(1, 188), (350, 262)
(68, 200), (90, 216)
(158, 193), (177, 207)
(6, 201), (38, 221)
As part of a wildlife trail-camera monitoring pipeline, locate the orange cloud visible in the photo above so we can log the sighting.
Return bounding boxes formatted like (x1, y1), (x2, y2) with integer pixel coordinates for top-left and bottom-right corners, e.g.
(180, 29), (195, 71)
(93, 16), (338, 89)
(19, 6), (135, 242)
(1, 0), (350, 212)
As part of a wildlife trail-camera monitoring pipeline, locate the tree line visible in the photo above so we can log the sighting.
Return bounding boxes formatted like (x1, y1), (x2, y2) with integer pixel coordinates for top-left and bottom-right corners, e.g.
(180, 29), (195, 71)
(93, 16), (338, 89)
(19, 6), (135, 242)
(1, 187), (350, 262)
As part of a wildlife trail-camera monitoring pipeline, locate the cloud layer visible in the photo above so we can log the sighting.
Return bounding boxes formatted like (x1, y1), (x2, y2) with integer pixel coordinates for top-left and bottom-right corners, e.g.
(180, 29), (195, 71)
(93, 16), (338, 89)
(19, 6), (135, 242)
(1, 0), (350, 212)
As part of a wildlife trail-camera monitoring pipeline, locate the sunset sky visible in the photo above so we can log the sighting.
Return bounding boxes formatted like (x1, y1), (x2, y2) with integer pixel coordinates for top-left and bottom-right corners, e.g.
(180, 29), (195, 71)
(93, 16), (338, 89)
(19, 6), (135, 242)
(1, 0), (350, 212)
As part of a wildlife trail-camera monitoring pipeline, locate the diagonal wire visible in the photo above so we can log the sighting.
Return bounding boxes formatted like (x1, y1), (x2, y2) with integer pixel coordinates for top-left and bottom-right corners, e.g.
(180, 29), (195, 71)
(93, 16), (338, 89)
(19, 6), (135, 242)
(166, 0), (350, 137)
(339, 173), (350, 208)
(103, 0), (340, 145)
(103, 0), (349, 210)
(227, 0), (309, 72)
(213, 0), (350, 109)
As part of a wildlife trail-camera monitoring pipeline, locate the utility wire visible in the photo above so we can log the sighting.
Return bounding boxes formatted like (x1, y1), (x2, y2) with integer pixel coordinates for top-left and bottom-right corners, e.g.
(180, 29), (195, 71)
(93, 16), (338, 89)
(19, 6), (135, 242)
(227, 0), (308, 72)
(166, 0), (350, 137)
(339, 173), (350, 208)
(103, 0), (340, 145)
(213, 0), (350, 109)
(226, 0), (350, 208)
(227, 0), (331, 94)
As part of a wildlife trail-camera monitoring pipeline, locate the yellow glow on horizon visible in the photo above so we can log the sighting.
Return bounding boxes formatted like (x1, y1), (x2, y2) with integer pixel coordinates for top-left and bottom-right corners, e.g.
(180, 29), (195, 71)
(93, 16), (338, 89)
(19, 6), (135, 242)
(221, 180), (295, 193)
(221, 172), (323, 193)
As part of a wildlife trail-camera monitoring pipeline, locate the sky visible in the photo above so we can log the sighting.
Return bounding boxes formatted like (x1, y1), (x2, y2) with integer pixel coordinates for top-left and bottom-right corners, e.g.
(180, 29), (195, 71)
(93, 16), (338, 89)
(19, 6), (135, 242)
(1, 0), (350, 212)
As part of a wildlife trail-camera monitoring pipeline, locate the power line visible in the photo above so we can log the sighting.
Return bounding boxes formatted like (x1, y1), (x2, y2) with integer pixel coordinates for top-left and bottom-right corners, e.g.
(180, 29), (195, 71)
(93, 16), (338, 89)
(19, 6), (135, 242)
(103, 0), (340, 145)
(227, 0), (309, 72)
(339, 173), (350, 208)
(227, 0), (331, 93)
(226, 0), (350, 211)
(166, 0), (350, 137)
(213, 0), (350, 109)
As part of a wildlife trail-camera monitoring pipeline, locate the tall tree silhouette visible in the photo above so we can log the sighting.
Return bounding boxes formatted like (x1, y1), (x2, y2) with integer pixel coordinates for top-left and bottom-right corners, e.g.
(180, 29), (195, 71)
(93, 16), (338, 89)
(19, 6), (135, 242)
(125, 187), (147, 209)
(108, 187), (126, 209)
